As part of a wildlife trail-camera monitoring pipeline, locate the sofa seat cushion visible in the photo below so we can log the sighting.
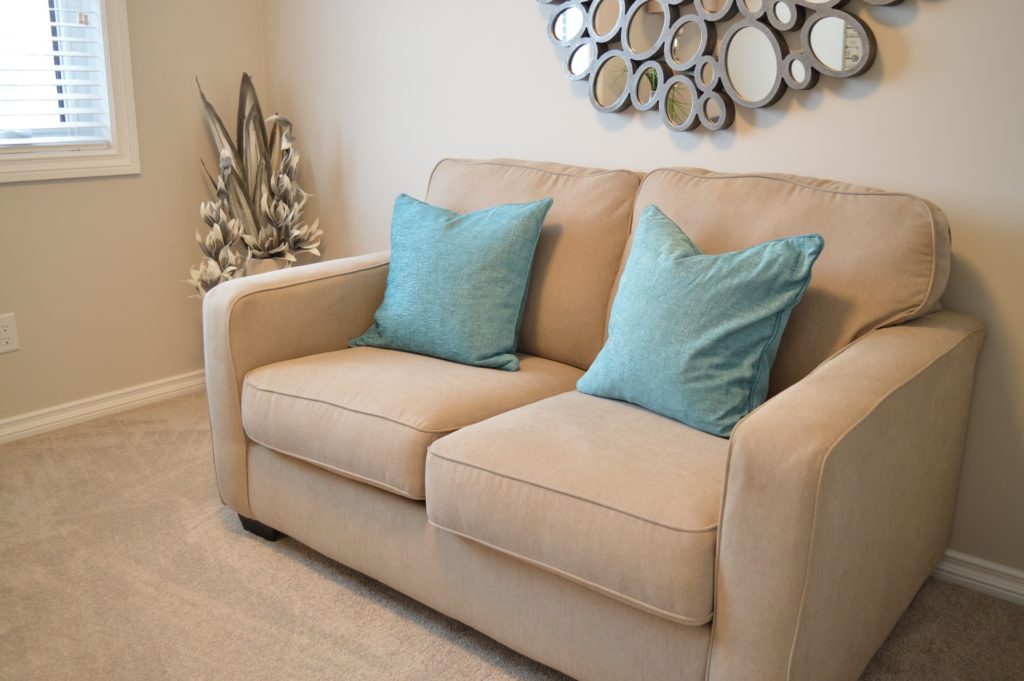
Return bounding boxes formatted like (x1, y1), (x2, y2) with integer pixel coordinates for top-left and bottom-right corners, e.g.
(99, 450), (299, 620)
(425, 391), (728, 625)
(241, 347), (583, 500)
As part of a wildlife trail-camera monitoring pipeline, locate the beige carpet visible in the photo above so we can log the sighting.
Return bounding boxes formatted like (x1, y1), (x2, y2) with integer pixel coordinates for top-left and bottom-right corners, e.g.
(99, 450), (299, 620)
(1, 392), (1021, 680)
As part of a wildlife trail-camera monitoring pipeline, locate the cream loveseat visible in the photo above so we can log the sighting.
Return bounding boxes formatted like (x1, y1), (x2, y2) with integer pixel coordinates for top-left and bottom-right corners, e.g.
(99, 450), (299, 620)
(203, 159), (985, 681)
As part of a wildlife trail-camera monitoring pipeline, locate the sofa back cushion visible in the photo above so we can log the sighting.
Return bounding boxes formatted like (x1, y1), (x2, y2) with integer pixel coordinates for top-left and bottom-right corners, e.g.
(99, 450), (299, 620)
(630, 168), (951, 393)
(427, 158), (641, 370)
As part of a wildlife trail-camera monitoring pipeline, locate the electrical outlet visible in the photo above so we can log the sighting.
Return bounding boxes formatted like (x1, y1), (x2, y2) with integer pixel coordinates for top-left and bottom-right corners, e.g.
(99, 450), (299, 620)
(0, 313), (20, 354)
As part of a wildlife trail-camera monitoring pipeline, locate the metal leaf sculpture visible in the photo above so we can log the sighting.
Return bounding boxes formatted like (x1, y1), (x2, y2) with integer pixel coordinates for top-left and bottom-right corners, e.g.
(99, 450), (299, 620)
(189, 74), (322, 297)
(186, 152), (243, 297)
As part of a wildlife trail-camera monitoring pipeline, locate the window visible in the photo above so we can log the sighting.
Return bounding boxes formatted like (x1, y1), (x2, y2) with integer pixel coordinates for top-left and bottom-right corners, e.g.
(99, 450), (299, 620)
(0, 0), (139, 183)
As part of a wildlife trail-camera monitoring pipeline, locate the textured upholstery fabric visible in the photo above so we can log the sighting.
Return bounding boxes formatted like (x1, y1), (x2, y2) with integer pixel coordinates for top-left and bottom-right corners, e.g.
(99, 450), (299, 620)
(710, 311), (985, 681)
(204, 252), (391, 516)
(426, 158), (641, 369)
(246, 443), (712, 681)
(350, 194), (552, 371)
(241, 347), (582, 500)
(631, 168), (952, 393)
(203, 162), (985, 681)
(579, 205), (823, 436)
(426, 391), (727, 625)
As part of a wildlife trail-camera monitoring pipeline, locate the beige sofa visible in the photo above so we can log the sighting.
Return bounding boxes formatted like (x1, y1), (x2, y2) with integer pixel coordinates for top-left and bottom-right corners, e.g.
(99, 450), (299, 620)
(203, 159), (985, 681)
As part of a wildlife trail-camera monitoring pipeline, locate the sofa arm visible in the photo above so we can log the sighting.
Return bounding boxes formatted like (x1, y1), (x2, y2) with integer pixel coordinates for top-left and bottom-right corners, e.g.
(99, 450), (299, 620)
(708, 310), (985, 681)
(203, 252), (389, 516)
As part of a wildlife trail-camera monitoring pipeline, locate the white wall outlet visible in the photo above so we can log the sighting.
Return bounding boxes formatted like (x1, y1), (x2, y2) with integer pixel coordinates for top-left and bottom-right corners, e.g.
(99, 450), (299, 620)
(0, 313), (20, 354)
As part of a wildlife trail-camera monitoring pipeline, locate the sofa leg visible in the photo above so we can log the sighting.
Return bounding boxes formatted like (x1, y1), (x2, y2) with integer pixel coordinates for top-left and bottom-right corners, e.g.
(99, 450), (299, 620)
(238, 514), (281, 541)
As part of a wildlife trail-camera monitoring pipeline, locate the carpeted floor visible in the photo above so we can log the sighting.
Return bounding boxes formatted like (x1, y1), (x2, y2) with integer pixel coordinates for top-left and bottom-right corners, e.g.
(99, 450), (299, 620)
(1, 392), (1021, 680)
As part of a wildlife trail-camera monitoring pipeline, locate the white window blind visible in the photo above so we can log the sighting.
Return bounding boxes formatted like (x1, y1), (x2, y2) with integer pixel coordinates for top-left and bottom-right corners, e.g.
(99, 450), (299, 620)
(0, 0), (138, 182)
(0, 0), (112, 149)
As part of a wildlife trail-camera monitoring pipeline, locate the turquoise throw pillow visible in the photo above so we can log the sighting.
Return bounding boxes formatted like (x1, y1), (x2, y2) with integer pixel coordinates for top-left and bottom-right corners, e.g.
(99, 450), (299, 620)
(577, 205), (824, 437)
(349, 194), (552, 371)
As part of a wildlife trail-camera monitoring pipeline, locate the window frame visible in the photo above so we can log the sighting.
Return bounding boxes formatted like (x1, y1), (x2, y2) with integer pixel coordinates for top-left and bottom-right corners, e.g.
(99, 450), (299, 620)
(0, 0), (140, 184)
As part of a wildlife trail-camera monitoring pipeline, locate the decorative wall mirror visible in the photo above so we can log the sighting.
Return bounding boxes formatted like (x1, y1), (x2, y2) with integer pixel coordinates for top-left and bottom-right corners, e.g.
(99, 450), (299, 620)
(541, 0), (904, 131)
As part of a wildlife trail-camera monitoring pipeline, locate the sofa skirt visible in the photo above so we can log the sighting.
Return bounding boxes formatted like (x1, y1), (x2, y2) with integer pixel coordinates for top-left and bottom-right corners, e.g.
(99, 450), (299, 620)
(245, 442), (711, 681)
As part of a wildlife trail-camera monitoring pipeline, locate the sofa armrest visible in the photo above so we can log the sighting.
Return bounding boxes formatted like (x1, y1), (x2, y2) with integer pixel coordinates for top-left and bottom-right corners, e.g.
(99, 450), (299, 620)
(203, 252), (389, 516)
(708, 310), (985, 681)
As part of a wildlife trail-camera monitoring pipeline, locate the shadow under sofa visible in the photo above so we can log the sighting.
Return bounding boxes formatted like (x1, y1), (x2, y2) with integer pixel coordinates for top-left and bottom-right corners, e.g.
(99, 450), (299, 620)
(202, 158), (985, 681)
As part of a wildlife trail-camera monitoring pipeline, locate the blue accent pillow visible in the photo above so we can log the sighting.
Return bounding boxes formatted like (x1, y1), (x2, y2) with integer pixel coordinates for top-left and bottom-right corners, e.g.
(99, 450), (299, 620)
(349, 194), (553, 371)
(577, 205), (824, 437)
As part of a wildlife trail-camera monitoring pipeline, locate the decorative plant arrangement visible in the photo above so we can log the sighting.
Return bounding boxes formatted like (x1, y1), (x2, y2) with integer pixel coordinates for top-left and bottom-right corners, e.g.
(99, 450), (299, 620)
(187, 73), (322, 297)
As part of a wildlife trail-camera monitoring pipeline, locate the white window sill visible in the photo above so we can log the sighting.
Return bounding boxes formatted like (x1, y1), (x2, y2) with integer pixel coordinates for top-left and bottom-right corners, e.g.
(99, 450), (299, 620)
(0, 140), (140, 184)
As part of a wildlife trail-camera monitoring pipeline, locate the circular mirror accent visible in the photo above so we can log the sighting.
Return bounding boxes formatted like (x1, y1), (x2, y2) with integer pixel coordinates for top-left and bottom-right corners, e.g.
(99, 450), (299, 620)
(739, 0), (766, 18)
(694, 0), (737, 22)
(698, 91), (734, 130)
(665, 16), (714, 72)
(766, 0), (801, 31)
(803, 10), (875, 77)
(543, 0), (897, 131)
(551, 5), (586, 45)
(637, 68), (660, 105)
(590, 51), (634, 112)
(590, 0), (625, 42)
(631, 61), (666, 111)
(810, 17), (849, 71)
(695, 56), (719, 91)
(790, 59), (806, 83)
(721, 22), (785, 108)
(705, 98), (722, 123)
(624, 0), (670, 61)
(704, 97), (720, 122)
(781, 53), (817, 89)
(670, 21), (700, 66)
(565, 40), (596, 79)
(659, 76), (699, 130)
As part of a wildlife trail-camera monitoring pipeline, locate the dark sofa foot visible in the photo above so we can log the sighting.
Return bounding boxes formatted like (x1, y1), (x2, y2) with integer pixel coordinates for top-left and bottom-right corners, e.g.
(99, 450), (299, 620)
(238, 514), (282, 541)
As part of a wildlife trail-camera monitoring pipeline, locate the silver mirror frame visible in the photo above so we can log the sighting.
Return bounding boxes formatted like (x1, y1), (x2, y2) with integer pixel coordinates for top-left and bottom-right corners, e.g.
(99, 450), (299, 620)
(718, 19), (787, 110)
(659, 75), (700, 131)
(623, 0), (673, 61)
(547, 1), (588, 47)
(588, 0), (628, 44)
(801, 8), (876, 78)
(589, 50), (636, 113)
(562, 38), (598, 80)
(541, 0), (904, 131)
(695, 0), (739, 23)
(766, 1), (803, 32)
(697, 90), (735, 130)
(664, 15), (717, 73)
(631, 60), (668, 111)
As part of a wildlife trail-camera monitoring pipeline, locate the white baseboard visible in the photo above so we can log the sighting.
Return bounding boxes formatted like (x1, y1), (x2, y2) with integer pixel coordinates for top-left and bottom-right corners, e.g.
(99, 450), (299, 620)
(0, 369), (206, 444)
(935, 549), (1024, 605)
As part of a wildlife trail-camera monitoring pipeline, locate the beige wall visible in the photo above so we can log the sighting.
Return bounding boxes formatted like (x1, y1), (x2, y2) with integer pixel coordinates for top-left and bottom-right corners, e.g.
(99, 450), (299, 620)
(262, 0), (1024, 570)
(0, 0), (267, 418)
